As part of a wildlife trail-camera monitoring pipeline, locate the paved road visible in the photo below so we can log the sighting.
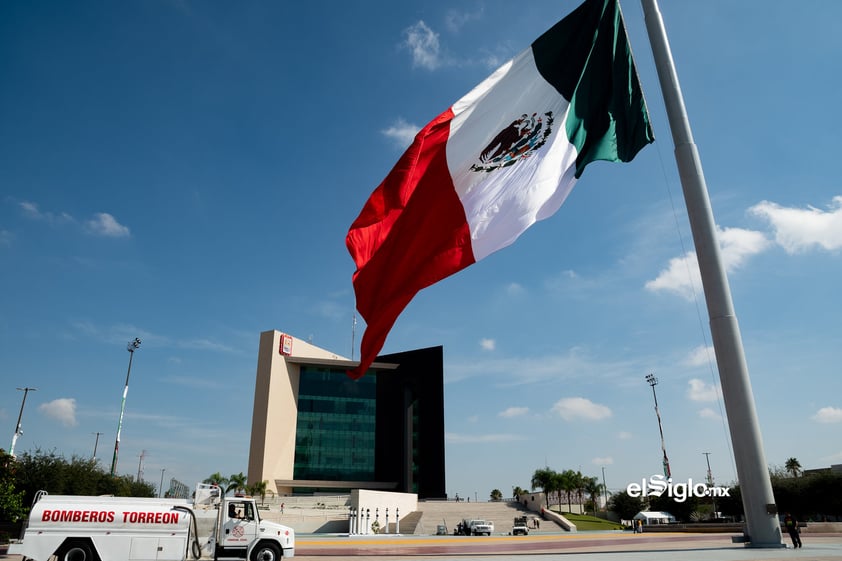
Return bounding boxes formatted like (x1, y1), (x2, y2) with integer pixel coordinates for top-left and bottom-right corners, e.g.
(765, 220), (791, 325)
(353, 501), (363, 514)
(4, 532), (840, 560)
(293, 531), (842, 560)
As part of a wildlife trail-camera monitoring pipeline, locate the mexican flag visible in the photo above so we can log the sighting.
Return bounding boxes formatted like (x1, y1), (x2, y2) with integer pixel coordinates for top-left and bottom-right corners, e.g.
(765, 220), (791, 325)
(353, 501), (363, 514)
(346, 0), (654, 379)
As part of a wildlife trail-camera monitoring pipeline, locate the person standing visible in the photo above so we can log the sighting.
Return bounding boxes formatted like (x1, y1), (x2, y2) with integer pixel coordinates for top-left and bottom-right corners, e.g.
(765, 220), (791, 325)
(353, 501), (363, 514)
(783, 513), (802, 548)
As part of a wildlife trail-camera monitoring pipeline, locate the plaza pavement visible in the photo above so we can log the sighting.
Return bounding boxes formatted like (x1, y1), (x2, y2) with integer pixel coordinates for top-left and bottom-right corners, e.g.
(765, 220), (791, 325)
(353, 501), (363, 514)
(3, 529), (840, 560)
(292, 531), (842, 561)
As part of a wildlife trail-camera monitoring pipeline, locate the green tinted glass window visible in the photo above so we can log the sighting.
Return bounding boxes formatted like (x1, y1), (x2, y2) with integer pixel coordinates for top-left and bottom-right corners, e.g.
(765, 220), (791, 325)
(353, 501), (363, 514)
(293, 367), (376, 482)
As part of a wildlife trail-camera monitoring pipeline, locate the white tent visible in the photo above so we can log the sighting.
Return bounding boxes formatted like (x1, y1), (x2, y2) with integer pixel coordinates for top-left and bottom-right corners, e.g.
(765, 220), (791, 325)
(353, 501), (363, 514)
(633, 511), (676, 525)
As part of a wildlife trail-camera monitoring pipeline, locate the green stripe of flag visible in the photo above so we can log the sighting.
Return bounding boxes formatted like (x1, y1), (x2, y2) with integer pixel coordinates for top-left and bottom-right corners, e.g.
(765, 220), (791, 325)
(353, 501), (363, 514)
(532, 0), (653, 177)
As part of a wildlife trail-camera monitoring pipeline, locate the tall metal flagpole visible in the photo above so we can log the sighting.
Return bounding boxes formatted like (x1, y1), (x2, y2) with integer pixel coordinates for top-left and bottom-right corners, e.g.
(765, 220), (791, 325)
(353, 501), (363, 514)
(640, 0), (783, 547)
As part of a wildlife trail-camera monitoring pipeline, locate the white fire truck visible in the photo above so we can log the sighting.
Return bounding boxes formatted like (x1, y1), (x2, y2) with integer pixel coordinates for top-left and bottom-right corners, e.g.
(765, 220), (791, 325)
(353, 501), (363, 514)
(8, 483), (294, 561)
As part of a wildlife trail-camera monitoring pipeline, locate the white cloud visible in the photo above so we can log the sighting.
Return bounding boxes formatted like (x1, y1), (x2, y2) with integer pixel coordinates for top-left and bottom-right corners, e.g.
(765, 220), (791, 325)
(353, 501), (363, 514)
(618, 431), (633, 440)
(480, 338), (495, 351)
(17, 201), (130, 238)
(498, 406), (528, 418)
(314, 300), (345, 321)
(402, 21), (441, 70)
(684, 345), (714, 367)
(645, 226), (771, 300)
(38, 398), (78, 427)
(812, 406), (842, 423)
(506, 282), (524, 295)
(19, 200), (74, 225)
(552, 397), (612, 421)
(381, 118), (419, 149)
(480, 53), (504, 70)
(0, 229), (12, 247)
(749, 196), (842, 253)
(444, 8), (483, 33)
(687, 378), (721, 402)
(86, 212), (130, 237)
(719, 225), (774, 269)
(446, 432), (526, 443)
(698, 407), (721, 420)
(592, 456), (614, 465)
(446, 347), (639, 387)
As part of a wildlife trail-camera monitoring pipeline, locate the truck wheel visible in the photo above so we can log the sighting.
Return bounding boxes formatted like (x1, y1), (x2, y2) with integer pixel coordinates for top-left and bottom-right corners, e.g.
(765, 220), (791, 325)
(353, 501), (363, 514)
(250, 542), (281, 561)
(58, 540), (95, 561)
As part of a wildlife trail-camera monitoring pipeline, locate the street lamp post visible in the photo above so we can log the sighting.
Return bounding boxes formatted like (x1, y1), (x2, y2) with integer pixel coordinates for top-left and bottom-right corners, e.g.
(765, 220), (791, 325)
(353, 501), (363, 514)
(9, 387), (37, 458)
(110, 338), (141, 476)
(159, 468), (166, 498)
(601, 466), (608, 510)
(646, 373), (671, 478)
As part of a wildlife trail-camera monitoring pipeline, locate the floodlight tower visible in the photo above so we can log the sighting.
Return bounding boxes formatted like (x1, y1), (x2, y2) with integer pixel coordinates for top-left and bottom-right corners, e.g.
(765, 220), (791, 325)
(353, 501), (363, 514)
(646, 373), (671, 478)
(110, 338), (141, 476)
(704, 451), (717, 516)
(9, 387), (37, 458)
(92, 432), (104, 460)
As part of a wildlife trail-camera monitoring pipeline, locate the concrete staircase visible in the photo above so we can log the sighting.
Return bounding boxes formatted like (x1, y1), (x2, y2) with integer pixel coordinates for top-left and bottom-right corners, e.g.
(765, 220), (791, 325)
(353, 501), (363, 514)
(411, 500), (541, 535)
(254, 495), (552, 535)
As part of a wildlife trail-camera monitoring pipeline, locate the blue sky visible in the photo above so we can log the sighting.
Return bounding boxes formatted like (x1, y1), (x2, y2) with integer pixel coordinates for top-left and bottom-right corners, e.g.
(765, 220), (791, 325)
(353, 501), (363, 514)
(2, 0), (841, 502)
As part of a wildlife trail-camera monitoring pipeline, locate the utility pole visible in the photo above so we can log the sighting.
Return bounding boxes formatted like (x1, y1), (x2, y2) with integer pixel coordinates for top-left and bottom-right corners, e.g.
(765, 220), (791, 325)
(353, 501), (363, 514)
(9, 387), (37, 458)
(646, 373), (671, 478)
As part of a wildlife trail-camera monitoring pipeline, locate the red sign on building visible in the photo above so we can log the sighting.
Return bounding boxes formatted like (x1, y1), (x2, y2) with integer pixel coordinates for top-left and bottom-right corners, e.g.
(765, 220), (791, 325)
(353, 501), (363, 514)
(279, 334), (293, 356)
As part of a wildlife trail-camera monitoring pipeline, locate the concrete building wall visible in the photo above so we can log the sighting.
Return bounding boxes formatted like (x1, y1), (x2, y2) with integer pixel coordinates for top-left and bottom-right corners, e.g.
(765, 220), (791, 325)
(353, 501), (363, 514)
(247, 330), (350, 494)
(247, 329), (445, 498)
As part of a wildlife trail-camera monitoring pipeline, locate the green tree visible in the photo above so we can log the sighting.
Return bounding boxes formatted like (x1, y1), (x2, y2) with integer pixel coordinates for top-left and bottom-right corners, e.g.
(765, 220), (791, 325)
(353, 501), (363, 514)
(227, 472), (247, 494)
(512, 486), (526, 499)
(248, 480), (268, 504)
(784, 458), (802, 478)
(574, 471), (587, 511)
(204, 472), (228, 487)
(608, 490), (643, 520)
(14, 449), (154, 506)
(558, 470), (578, 512)
(584, 476), (604, 515)
(531, 468), (556, 508)
(490, 489), (503, 501)
(648, 490), (699, 522)
(0, 449), (27, 524)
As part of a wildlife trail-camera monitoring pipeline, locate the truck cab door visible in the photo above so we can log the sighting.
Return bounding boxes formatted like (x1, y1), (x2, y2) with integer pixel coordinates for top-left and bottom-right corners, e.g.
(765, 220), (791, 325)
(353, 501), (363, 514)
(222, 500), (258, 549)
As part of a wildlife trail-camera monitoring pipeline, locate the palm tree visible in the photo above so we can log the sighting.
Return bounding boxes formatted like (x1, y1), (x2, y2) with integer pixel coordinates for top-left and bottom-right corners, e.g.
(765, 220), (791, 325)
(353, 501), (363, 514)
(204, 472), (228, 487)
(249, 479), (268, 505)
(512, 486), (526, 499)
(785, 458), (802, 478)
(490, 489), (503, 501)
(584, 476), (604, 515)
(531, 468), (556, 509)
(574, 471), (587, 511)
(559, 470), (577, 513)
(227, 472), (247, 494)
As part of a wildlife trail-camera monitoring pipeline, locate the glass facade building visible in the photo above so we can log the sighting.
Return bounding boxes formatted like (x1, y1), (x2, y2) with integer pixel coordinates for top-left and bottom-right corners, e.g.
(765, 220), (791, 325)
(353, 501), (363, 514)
(294, 367), (377, 483)
(247, 331), (446, 499)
